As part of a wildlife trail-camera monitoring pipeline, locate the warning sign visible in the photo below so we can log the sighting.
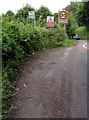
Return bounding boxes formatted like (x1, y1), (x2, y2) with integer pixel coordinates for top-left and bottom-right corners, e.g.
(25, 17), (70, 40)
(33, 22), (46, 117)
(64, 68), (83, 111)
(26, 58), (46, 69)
(58, 11), (68, 24)
(46, 16), (54, 27)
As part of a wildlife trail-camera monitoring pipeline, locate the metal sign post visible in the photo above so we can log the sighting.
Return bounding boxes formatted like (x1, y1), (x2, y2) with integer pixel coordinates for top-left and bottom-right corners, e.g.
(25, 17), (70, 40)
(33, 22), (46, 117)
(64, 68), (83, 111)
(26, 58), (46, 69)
(64, 24), (66, 33)
(34, 12), (36, 27)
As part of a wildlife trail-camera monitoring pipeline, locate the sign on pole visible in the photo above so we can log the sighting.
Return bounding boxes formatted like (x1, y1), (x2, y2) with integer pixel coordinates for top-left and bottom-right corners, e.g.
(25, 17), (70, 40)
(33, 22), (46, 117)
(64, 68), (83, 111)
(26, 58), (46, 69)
(28, 11), (35, 19)
(46, 16), (54, 27)
(28, 11), (36, 27)
(58, 11), (68, 24)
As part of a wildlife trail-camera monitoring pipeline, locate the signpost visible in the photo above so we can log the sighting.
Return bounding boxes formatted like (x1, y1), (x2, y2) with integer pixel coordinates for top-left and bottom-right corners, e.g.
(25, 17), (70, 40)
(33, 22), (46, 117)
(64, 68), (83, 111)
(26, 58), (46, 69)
(28, 11), (35, 19)
(28, 11), (36, 27)
(58, 11), (68, 35)
(58, 11), (68, 24)
(46, 16), (54, 27)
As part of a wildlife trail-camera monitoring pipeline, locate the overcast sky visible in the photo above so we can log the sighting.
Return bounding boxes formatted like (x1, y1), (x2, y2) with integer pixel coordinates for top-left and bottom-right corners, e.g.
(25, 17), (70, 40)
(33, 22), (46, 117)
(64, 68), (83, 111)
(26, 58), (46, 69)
(0, 0), (82, 15)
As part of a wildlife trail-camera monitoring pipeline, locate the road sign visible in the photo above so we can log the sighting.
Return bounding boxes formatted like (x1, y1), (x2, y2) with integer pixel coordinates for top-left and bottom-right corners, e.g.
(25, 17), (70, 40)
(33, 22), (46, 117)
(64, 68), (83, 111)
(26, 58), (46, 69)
(28, 11), (36, 27)
(58, 11), (68, 24)
(46, 16), (54, 27)
(28, 11), (35, 19)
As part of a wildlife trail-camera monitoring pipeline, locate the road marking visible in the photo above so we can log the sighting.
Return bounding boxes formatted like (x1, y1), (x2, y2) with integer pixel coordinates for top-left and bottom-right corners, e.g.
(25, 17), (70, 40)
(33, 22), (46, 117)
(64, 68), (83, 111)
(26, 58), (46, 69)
(83, 43), (87, 49)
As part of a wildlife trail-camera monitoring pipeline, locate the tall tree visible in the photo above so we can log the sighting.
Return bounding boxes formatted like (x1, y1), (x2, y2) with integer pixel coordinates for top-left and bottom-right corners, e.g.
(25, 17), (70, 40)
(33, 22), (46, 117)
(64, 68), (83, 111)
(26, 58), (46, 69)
(35, 6), (52, 27)
(36, 6), (52, 20)
(2, 10), (15, 22)
(15, 4), (35, 19)
(65, 2), (80, 13)
(76, 2), (89, 30)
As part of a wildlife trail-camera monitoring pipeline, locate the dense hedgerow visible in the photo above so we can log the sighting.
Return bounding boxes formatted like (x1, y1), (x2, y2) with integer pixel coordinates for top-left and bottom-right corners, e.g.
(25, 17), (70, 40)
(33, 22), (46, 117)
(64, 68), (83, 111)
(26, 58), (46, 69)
(75, 26), (89, 40)
(2, 20), (68, 119)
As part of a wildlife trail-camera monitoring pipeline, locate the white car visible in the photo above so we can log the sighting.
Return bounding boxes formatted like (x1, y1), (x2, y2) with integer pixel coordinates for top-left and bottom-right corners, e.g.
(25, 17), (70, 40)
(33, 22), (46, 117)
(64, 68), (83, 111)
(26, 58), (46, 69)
(73, 35), (80, 40)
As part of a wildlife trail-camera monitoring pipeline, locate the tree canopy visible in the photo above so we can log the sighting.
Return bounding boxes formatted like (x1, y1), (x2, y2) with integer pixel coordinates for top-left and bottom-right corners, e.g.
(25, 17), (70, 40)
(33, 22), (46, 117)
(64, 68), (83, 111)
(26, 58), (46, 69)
(15, 4), (35, 19)
(76, 2), (89, 30)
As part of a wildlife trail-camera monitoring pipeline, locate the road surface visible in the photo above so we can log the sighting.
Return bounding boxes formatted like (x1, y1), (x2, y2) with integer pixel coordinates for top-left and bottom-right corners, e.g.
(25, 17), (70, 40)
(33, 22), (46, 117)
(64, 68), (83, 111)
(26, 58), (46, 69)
(11, 40), (87, 118)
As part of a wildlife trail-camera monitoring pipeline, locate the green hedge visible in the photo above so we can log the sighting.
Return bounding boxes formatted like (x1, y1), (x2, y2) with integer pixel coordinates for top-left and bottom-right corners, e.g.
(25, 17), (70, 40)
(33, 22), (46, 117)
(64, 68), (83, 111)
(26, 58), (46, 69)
(75, 26), (89, 40)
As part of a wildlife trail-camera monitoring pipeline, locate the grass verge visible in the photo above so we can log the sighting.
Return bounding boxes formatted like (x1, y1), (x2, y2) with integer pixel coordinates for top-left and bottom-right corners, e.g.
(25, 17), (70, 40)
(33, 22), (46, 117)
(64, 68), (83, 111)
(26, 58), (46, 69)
(62, 39), (76, 47)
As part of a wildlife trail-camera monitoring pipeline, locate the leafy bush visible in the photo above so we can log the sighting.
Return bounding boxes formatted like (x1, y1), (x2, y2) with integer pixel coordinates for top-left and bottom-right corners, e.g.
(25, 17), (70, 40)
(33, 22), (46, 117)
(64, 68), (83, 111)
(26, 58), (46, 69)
(66, 12), (79, 38)
(2, 21), (24, 119)
(75, 26), (88, 40)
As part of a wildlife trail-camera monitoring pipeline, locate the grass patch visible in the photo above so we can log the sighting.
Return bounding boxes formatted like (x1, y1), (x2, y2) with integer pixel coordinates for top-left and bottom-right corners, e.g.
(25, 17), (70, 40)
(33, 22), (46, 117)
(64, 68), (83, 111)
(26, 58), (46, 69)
(62, 39), (76, 47)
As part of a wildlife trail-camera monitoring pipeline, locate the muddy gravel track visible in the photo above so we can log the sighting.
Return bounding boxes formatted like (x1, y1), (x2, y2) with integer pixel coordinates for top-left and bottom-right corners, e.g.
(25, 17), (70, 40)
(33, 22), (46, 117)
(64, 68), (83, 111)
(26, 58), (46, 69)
(11, 40), (87, 118)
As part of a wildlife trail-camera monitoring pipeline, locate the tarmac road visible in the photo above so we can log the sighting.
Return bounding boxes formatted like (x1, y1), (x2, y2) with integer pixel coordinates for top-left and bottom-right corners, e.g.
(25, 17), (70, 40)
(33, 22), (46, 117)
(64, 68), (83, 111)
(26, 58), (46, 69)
(11, 40), (87, 118)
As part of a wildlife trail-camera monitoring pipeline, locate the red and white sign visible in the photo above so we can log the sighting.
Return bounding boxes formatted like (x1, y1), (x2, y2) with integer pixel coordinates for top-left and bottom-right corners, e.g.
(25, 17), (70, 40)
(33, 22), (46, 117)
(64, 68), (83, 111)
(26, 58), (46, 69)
(46, 16), (54, 27)
(58, 11), (68, 24)
(60, 11), (67, 19)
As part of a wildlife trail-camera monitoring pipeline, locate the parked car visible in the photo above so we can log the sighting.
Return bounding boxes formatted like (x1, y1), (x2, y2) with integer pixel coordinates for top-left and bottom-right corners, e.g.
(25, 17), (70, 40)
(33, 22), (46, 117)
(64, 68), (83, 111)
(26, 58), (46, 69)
(73, 35), (80, 40)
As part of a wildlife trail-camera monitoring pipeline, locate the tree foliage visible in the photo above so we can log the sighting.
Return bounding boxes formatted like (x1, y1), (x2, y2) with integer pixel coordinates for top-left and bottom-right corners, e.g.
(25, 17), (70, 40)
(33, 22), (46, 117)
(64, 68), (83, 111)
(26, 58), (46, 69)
(65, 1), (89, 38)
(66, 12), (79, 38)
(36, 6), (52, 20)
(65, 2), (80, 13)
(15, 4), (35, 20)
(76, 2), (89, 30)
(2, 10), (15, 22)
(35, 6), (52, 26)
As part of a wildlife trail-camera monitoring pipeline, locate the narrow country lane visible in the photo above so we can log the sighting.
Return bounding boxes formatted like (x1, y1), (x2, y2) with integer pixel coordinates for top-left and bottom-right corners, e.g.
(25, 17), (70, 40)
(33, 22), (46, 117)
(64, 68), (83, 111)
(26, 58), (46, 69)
(11, 40), (87, 118)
